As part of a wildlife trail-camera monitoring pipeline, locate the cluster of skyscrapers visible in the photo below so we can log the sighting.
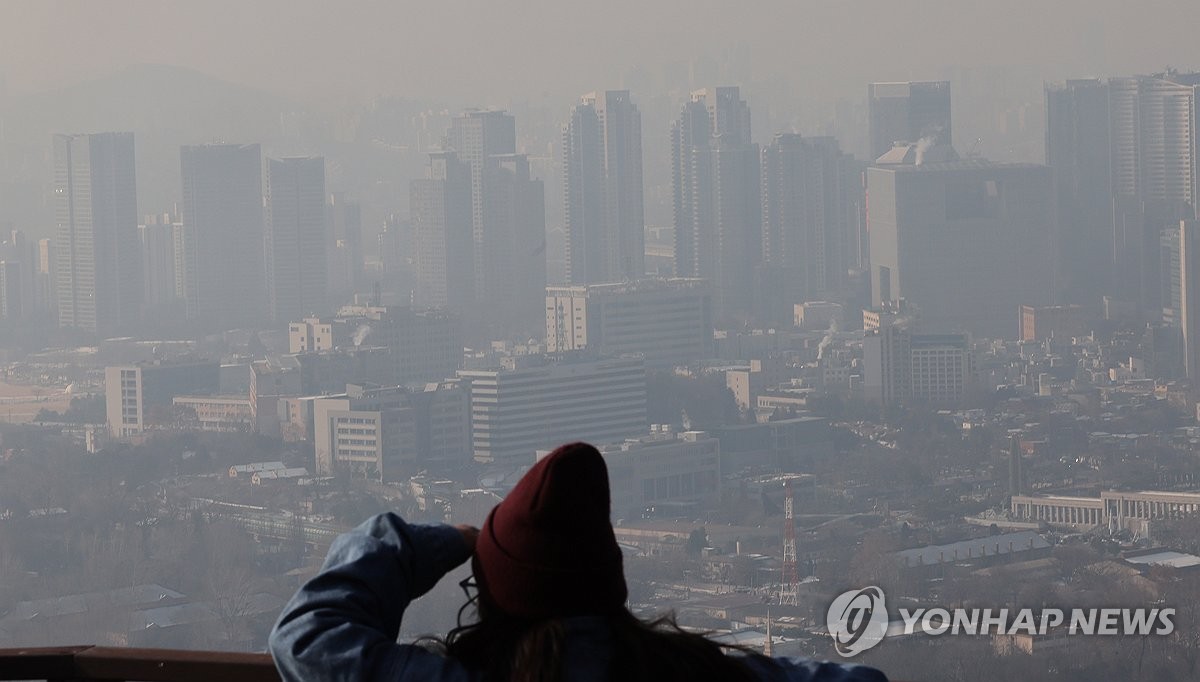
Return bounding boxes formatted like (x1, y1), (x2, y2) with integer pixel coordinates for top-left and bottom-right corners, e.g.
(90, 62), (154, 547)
(44, 135), (351, 335)
(46, 70), (1200, 421)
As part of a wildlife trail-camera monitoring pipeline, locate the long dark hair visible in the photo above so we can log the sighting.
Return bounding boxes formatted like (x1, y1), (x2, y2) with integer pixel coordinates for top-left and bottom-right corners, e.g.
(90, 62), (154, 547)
(436, 594), (772, 682)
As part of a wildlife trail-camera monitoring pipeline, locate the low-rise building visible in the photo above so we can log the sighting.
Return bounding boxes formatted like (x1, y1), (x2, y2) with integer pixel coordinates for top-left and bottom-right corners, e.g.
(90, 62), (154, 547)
(172, 395), (252, 432)
(1011, 490), (1200, 532)
(573, 428), (721, 519)
(104, 359), (219, 437)
(313, 384), (414, 481)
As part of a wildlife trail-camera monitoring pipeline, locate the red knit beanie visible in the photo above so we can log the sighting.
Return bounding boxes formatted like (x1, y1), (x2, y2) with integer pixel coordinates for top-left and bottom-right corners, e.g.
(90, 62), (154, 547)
(472, 442), (628, 619)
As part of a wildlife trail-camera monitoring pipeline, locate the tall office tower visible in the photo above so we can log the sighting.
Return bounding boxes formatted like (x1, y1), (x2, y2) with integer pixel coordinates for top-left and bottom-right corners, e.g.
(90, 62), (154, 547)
(377, 214), (408, 280)
(868, 150), (1055, 339)
(0, 230), (34, 320)
(1162, 224), (1183, 325)
(1180, 221), (1200, 379)
(446, 110), (546, 337)
(139, 215), (178, 306)
(448, 109), (518, 295)
(1050, 72), (1200, 315)
(54, 132), (142, 335)
(0, 261), (20, 320)
(411, 151), (473, 311)
(562, 90), (645, 283)
(327, 193), (364, 298)
(546, 278), (712, 368)
(35, 238), (55, 316)
(760, 133), (858, 326)
(265, 156), (328, 323)
(484, 154), (546, 336)
(868, 81), (953, 161)
(179, 143), (265, 329)
(671, 87), (760, 324)
(1045, 79), (1114, 304)
(1112, 73), (1200, 315)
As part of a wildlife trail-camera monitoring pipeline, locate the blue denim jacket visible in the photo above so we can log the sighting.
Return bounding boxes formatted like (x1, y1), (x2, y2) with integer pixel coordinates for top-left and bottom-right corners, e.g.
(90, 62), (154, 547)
(269, 513), (888, 682)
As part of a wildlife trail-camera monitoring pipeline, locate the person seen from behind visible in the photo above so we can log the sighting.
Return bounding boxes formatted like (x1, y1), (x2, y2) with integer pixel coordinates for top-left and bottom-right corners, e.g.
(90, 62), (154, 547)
(269, 442), (889, 681)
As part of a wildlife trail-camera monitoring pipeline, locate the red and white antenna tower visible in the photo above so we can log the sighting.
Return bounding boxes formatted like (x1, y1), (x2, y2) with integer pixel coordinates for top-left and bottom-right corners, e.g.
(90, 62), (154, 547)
(780, 479), (799, 606)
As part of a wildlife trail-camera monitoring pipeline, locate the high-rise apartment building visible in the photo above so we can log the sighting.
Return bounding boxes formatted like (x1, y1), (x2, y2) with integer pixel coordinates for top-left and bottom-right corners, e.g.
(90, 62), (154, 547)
(671, 87), (760, 324)
(139, 215), (179, 307)
(458, 354), (647, 464)
(35, 238), (55, 316)
(179, 143), (265, 329)
(411, 151), (473, 312)
(1180, 221), (1200, 379)
(1045, 79), (1114, 303)
(868, 81), (953, 161)
(448, 110), (517, 294)
(265, 156), (328, 323)
(0, 261), (21, 321)
(327, 193), (364, 298)
(760, 133), (859, 325)
(1048, 72), (1200, 314)
(0, 230), (34, 320)
(54, 132), (142, 334)
(483, 153), (546, 336)
(545, 278), (712, 368)
(446, 111), (546, 337)
(868, 152), (1055, 339)
(562, 90), (644, 284)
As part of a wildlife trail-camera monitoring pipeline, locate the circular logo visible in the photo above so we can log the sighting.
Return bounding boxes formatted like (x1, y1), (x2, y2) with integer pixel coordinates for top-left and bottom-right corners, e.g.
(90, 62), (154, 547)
(827, 586), (888, 657)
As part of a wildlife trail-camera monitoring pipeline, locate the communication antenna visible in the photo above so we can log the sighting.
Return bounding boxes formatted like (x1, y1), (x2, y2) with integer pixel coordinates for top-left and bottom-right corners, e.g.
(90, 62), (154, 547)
(780, 479), (799, 606)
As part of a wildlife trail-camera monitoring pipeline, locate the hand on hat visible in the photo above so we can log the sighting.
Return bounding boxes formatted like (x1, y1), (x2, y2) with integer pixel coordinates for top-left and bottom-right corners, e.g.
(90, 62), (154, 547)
(455, 524), (480, 554)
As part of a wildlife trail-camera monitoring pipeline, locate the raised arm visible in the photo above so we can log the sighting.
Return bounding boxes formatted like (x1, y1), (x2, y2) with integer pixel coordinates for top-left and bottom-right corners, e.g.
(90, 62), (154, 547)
(268, 513), (474, 682)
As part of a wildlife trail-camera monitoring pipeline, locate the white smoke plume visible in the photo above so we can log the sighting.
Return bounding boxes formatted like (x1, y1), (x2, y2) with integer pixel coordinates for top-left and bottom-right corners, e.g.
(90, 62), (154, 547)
(353, 324), (372, 347)
(817, 318), (839, 361)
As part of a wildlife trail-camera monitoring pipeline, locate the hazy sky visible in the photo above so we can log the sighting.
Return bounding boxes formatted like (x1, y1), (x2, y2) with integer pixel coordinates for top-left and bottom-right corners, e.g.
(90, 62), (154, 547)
(4, 0), (1200, 104)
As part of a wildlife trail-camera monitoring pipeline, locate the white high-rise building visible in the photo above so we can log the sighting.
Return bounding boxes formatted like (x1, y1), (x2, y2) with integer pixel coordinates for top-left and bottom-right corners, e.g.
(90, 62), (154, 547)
(54, 132), (142, 334)
(458, 354), (646, 464)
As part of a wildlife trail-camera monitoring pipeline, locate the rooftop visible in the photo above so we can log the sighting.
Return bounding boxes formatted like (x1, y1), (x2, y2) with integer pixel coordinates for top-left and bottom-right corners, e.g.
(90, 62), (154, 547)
(894, 530), (1050, 566)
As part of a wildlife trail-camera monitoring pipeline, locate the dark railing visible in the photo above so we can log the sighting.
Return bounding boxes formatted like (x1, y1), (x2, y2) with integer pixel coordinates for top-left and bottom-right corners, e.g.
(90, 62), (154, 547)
(0, 646), (279, 682)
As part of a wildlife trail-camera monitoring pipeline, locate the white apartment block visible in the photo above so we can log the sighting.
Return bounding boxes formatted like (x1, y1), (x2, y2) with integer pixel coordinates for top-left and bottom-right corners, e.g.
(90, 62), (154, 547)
(546, 279), (711, 369)
(459, 354), (647, 464)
